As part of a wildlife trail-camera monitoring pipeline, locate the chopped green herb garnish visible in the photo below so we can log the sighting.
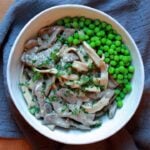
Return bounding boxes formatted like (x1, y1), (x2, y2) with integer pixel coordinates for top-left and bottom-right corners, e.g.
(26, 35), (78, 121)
(64, 63), (72, 69)
(50, 49), (59, 62)
(32, 59), (37, 64)
(32, 71), (43, 82)
(61, 103), (68, 112)
(19, 82), (29, 87)
(48, 95), (58, 102)
(72, 107), (80, 116)
(29, 106), (40, 115)
(90, 121), (102, 128)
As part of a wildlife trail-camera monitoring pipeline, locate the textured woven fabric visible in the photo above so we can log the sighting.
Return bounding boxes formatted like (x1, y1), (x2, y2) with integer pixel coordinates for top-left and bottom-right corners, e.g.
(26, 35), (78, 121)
(0, 0), (149, 149)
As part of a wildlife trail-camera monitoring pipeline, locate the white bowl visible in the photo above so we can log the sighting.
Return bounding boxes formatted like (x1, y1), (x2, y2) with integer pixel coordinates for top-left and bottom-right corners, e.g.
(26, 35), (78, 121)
(7, 4), (144, 144)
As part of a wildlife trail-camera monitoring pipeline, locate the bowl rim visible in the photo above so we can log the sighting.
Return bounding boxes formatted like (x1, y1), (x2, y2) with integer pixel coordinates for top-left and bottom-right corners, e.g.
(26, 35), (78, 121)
(7, 4), (145, 145)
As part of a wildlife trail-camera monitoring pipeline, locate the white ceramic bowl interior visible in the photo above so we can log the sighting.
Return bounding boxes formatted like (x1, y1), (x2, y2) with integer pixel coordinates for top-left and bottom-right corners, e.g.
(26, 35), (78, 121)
(7, 5), (144, 144)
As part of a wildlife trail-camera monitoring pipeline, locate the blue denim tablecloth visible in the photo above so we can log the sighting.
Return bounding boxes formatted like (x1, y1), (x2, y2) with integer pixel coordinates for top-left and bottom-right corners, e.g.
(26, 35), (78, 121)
(0, 0), (149, 149)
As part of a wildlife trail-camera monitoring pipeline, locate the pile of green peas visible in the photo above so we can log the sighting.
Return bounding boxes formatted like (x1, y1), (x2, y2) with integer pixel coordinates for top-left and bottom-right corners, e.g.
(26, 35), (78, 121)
(55, 16), (135, 109)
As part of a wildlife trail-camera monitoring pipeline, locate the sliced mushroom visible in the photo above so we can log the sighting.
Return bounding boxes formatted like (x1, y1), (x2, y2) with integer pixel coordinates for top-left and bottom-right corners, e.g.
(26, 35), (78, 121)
(92, 64), (108, 89)
(20, 70), (35, 108)
(61, 74), (79, 80)
(108, 75), (119, 89)
(59, 47), (85, 62)
(38, 26), (51, 35)
(82, 89), (114, 113)
(65, 81), (80, 89)
(72, 61), (88, 72)
(24, 39), (38, 50)
(63, 112), (96, 126)
(108, 101), (117, 119)
(33, 68), (58, 74)
(56, 88), (79, 104)
(38, 26), (64, 51)
(44, 76), (56, 96)
(33, 80), (45, 101)
(70, 120), (91, 130)
(21, 42), (62, 68)
(61, 52), (79, 62)
(52, 101), (69, 114)
(47, 26), (64, 45)
(43, 112), (70, 128)
(62, 28), (75, 38)
(83, 41), (102, 68)
(84, 86), (101, 93)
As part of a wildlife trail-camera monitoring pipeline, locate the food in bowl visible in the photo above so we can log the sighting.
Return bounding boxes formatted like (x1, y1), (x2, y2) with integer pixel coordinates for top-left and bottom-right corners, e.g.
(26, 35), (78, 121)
(19, 16), (134, 131)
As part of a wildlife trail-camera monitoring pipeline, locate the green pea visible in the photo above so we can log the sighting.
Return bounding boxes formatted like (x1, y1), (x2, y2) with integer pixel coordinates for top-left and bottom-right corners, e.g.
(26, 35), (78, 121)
(101, 22), (107, 28)
(106, 24), (112, 31)
(73, 39), (79, 45)
(90, 42), (96, 48)
(116, 96), (121, 101)
(127, 73), (133, 80)
(113, 74), (117, 79)
(119, 61), (125, 66)
(110, 60), (117, 66)
(80, 16), (85, 21)
(117, 79), (123, 84)
(104, 52), (109, 57)
(97, 49), (103, 56)
(115, 89), (120, 95)
(123, 79), (129, 84)
(103, 45), (109, 51)
(95, 40), (101, 46)
(79, 22), (84, 28)
(106, 39), (112, 45)
(97, 31), (105, 37)
(128, 66), (135, 73)
(91, 36), (99, 41)
(67, 36), (73, 43)
(85, 35), (89, 40)
(110, 44), (116, 49)
(72, 21), (79, 28)
(115, 40), (121, 46)
(123, 56), (129, 63)
(74, 33), (79, 39)
(108, 67), (115, 74)
(110, 55), (114, 59)
(124, 50), (130, 55)
(89, 24), (95, 29)
(101, 38), (107, 44)
(125, 83), (132, 92)
(94, 27), (100, 33)
(79, 34), (85, 41)
(108, 49), (114, 54)
(115, 35), (122, 41)
(119, 92), (125, 99)
(64, 17), (71, 23)
(65, 23), (71, 28)
(104, 58), (110, 63)
(83, 27), (88, 32)
(116, 47), (121, 53)
(94, 19), (101, 26)
(86, 29), (93, 36)
(114, 55), (119, 61)
(108, 33), (114, 40)
(85, 18), (92, 25)
(115, 68), (120, 74)
(117, 74), (124, 80)
(117, 100), (123, 108)
(118, 66), (126, 73)
(73, 17), (78, 22)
